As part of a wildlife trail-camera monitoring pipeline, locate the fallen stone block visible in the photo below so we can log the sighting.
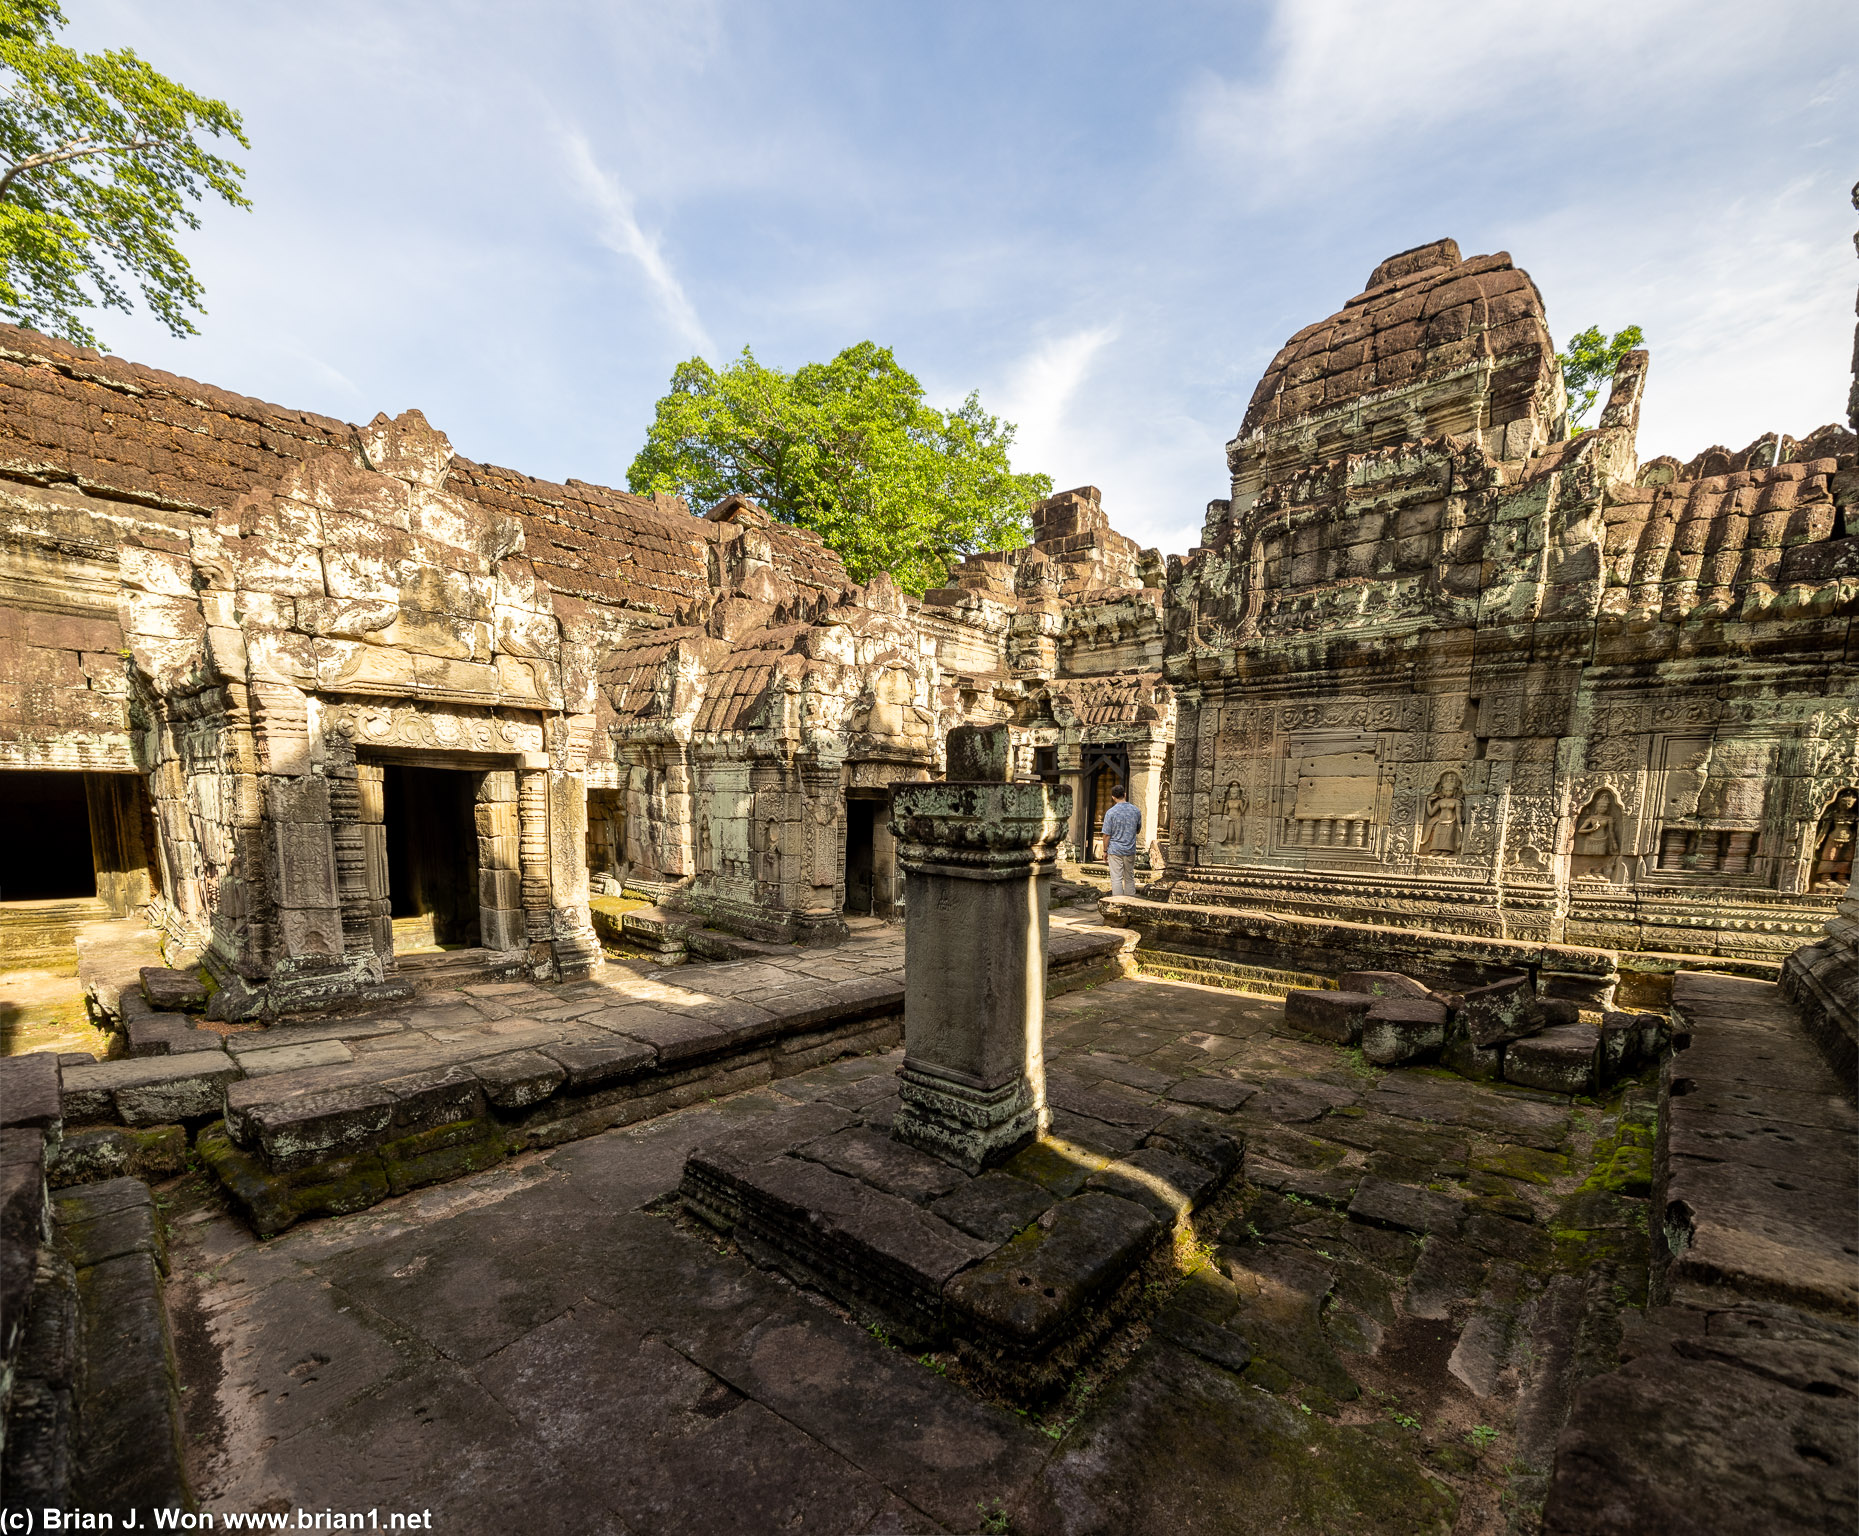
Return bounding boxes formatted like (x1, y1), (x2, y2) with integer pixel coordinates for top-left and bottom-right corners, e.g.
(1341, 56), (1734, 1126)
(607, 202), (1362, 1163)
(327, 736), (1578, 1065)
(139, 967), (208, 1012)
(1504, 1024), (1599, 1095)
(1284, 989), (1375, 1044)
(1360, 997), (1449, 1065)
(1340, 970), (1436, 1001)
(1442, 1028), (1505, 1082)
(1455, 974), (1540, 1048)
(1599, 1012), (1645, 1085)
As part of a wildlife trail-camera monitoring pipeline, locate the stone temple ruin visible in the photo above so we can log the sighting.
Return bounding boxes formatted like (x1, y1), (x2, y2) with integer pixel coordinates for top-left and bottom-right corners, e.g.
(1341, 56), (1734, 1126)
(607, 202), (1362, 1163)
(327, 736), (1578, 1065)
(0, 236), (1855, 1532)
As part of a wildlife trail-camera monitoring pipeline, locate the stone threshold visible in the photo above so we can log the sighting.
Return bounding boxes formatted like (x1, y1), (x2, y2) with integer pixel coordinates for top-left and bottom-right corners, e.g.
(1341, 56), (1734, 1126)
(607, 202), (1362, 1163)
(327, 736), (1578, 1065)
(680, 1098), (1244, 1406)
(45, 922), (1128, 1236)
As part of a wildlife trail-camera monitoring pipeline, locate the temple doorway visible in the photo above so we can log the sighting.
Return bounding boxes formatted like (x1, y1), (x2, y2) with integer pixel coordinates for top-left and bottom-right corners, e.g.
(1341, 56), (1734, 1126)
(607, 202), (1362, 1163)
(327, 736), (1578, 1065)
(382, 764), (482, 949)
(0, 770), (94, 902)
(1082, 746), (1129, 857)
(844, 797), (877, 916)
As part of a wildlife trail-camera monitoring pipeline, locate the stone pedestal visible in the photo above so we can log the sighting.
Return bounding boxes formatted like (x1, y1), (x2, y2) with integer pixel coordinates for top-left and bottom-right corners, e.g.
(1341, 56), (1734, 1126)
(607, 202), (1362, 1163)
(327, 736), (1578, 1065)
(889, 780), (1071, 1174)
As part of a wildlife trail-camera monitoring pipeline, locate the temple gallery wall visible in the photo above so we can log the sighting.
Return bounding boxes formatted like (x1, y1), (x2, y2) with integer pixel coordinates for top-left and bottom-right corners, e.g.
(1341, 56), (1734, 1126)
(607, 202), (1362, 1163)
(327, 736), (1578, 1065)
(0, 233), (1854, 1016)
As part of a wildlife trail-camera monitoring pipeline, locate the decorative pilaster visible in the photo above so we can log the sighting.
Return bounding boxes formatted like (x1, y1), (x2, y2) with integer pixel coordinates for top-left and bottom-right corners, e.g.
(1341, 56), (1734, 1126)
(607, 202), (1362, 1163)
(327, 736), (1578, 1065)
(889, 776), (1071, 1175)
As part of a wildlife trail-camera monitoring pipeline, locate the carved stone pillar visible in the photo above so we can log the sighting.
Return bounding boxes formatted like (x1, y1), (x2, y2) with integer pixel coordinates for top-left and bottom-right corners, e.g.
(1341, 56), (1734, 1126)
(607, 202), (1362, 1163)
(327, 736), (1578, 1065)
(1056, 742), (1087, 862)
(889, 778), (1071, 1175)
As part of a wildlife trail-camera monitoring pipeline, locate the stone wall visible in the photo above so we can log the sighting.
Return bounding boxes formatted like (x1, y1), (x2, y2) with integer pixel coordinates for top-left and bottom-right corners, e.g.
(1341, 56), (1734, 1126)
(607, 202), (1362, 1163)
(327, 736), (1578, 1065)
(1157, 240), (1857, 962)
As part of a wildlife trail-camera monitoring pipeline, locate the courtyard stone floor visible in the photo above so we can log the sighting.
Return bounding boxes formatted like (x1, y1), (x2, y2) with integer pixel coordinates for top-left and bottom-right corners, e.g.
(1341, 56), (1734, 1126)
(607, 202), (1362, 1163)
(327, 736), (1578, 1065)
(155, 956), (1657, 1536)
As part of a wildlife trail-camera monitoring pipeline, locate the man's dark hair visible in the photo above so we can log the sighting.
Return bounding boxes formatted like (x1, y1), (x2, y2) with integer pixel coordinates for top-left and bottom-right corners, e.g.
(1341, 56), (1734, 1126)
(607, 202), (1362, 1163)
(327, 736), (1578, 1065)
(1111, 784), (1127, 800)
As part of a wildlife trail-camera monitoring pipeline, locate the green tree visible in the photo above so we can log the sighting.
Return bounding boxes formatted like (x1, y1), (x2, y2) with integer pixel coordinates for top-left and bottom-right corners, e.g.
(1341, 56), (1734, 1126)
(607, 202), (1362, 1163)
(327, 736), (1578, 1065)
(1558, 322), (1644, 435)
(628, 342), (1051, 596)
(0, 0), (248, 348)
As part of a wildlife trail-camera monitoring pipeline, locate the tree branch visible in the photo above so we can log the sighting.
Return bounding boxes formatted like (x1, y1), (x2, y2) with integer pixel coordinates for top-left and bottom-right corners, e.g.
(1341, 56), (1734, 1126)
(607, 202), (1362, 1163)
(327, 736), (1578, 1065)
(0, 136), (153, 200)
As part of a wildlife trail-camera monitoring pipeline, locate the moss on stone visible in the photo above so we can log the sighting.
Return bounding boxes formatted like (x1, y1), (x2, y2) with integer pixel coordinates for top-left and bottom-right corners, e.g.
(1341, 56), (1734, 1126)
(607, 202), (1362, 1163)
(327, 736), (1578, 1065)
(1472, 1146), (1570, 1186)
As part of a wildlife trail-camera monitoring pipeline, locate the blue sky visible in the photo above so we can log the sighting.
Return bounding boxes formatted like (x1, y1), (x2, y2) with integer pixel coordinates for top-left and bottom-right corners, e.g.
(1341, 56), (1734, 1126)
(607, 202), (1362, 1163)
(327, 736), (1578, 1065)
(65, 0), (1859, 557)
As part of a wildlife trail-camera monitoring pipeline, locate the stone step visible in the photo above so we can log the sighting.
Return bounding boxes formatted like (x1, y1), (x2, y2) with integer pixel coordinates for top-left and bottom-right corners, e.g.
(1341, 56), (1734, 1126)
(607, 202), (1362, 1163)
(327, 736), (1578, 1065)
(1133, 947), (1334, 998)
(390, 946), (528, 993)
(0, 898), (113, 963)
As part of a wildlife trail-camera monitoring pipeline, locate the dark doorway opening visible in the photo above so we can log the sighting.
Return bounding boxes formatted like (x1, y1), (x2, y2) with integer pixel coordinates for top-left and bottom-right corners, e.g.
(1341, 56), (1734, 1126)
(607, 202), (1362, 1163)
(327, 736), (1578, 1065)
(381, 764), (481, 948)
(0, 770), (95, 901)
(1083, 746), (1129, 855)
(844, 798), (876, 916)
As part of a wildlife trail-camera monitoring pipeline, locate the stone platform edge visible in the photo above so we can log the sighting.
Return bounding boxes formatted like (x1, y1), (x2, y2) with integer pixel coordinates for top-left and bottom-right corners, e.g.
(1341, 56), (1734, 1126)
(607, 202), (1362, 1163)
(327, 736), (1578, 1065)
(42, 927), (1127, 1237)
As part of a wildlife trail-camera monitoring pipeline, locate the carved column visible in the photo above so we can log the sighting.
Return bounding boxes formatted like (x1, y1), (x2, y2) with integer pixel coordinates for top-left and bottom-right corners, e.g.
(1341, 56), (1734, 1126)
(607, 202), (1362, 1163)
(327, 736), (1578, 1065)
(889, 777), (1071, 1175)
(1056, 742), (1087, 862)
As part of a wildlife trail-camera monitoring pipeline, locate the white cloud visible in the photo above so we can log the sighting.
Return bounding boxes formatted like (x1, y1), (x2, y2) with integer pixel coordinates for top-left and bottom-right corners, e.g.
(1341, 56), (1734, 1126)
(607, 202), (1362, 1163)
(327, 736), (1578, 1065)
(997, 324), (1119, 487)
(1190, 0), (1785, 196)
(558, 129), (713, 355)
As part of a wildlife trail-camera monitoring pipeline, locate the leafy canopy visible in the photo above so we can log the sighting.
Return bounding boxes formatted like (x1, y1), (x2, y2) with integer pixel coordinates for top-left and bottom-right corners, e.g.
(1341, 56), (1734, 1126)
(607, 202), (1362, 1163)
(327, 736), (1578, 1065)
(1558, 323), (1644, 435)
(0, 0), (248, 347)
(628, 341), (1051, 596)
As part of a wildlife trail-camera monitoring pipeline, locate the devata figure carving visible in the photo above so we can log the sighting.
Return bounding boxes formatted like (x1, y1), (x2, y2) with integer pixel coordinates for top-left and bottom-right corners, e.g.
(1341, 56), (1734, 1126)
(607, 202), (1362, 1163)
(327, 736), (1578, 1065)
(1572, 788), (1623, 880)
(1218, 781), (1246, 847)
(1417, 771), (1465, 857)
(1812, 788), (1857, 891)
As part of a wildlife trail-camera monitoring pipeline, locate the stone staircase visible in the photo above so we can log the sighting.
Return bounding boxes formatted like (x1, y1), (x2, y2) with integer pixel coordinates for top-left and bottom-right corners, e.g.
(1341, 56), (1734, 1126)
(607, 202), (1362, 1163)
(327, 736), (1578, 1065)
(391, 946), (529, 993)
(0, 898), (113, 968)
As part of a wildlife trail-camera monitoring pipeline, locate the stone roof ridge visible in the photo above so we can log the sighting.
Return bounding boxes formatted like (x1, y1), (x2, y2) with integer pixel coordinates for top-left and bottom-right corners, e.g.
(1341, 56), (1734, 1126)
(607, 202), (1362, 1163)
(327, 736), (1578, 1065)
(0, 321), (353, 433)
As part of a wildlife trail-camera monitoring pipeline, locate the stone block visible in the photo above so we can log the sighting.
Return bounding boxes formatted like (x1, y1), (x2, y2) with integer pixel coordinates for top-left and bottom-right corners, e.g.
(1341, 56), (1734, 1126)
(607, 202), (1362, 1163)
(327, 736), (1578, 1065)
(225, 1078), (396, 1172)
(1339, 970), (1436, 1000)
(236, 1039), (354, 1077)
(1346, 1176), (1465, 1237)
(379, 1064), (485, 1133)
(62, 1053), (237, 1127)
(1442, 1031), (1505, 1082)
(928, 1170), (1056, 1244)
(1360, 997), (1449, 1065)
(0, 1053), (62, 1130)
(1085, 1146), (1216, 1223)
(944, 1191), (1160, 1353)
(1455, 973), (1540, 1047)
(471, 1050), (567, 1109)
(481, 906), (525, 953)
(539, 1036), (656, 1090)
(1598, 1012), (1644, 1084)
(47, 1125), (186, 1187)
(796, 1126), (965, 1207)
(138, 967), (208, 1012)
(1143, 1115), (1245, 1181)
(1504, 1024), (1598, 1095)
(1285, 988), (1374, 1044)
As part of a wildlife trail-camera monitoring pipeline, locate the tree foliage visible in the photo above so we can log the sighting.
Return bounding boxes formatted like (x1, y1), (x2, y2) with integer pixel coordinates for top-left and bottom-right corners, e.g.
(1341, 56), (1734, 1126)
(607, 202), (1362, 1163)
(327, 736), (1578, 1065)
(628, 341), (1051, 596)
(0, 0), (248, 347)
(1558, 322), (1644, 435)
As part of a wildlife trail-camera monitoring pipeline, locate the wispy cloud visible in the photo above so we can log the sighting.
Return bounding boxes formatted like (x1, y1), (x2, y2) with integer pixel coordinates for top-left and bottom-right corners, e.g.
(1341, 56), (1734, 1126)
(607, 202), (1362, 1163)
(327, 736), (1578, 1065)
(559, 129), (712, 355)
(1189, 0), (1772, 197)
(998, 324), (1119, 485)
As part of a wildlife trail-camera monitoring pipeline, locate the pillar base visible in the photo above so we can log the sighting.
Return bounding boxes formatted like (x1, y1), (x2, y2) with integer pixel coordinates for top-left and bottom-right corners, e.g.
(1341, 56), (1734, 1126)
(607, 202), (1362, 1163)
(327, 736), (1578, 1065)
(892, 1060), (1047, 1177)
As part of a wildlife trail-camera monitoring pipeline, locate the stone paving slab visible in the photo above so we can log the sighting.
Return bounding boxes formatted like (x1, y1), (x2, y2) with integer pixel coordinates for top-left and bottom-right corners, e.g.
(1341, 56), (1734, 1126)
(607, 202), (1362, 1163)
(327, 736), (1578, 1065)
(154, 963), (1815, 1536)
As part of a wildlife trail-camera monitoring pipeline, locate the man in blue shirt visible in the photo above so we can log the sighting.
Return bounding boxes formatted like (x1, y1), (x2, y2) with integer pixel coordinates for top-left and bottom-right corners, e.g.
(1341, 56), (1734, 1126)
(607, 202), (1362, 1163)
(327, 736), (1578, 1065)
(1101, 783), (1143, 897)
